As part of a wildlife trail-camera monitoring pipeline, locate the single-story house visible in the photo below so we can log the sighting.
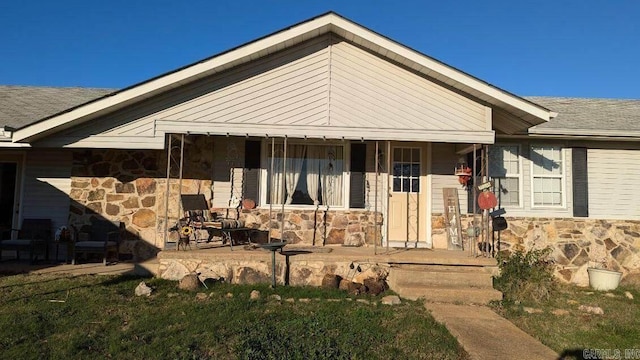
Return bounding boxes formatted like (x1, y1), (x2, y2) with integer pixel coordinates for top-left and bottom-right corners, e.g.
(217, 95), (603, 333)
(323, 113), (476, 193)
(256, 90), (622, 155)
(1, 12), (638, 283)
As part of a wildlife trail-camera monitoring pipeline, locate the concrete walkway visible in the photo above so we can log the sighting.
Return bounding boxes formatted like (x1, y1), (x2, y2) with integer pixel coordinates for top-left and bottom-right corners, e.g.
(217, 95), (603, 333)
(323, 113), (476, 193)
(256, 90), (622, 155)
(426, 303), (559, 360)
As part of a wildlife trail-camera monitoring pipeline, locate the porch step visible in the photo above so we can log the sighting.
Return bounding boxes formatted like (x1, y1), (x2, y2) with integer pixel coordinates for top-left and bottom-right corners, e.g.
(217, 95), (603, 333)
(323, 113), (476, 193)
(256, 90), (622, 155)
(394, 284), (503, 304)
(389, 268), (495, 288)
(387, 264), (502, 305)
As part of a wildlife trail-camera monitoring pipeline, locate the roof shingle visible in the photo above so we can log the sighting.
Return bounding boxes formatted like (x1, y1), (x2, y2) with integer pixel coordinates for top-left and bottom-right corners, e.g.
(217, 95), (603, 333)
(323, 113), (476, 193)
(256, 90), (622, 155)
(526, 96), (640, 133)
(0, 85), (115, 129)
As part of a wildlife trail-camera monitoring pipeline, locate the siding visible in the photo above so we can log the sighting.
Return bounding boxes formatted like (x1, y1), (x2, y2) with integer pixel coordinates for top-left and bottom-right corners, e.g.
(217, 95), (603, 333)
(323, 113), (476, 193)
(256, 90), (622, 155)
(210, 137), (245, 209)
(39, 34), (493, 148)
(430, 143), (468, 214)
(588, 148), (640, 220)
(330, 40), (489, 132)
(21, 149), (72, 230)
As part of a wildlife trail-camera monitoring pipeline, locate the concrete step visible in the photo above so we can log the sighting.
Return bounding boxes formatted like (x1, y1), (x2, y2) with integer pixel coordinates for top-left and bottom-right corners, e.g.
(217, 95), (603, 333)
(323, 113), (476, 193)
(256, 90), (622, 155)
(395, 284), (503, 305)
(389, 268), (495, 289)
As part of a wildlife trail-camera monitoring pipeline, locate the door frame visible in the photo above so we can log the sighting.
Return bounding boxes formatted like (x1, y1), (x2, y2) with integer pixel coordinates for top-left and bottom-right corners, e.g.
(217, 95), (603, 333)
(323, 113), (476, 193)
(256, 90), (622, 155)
(0, 152), (25, 239)
(384, 141), (432, 248)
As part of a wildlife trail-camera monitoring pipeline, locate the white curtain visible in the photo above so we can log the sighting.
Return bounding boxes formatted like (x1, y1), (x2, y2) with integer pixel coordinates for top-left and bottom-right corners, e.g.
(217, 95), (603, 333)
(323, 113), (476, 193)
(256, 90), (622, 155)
(269, 148), (285, 204)
(321, 146), (343, 206)
(306, 146), (322, 205)
(285, 145), (306, 204)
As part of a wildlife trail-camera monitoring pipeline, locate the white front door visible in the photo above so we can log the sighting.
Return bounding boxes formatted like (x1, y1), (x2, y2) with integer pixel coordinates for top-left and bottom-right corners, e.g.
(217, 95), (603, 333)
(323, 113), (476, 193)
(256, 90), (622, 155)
(388, 145), (427, 247)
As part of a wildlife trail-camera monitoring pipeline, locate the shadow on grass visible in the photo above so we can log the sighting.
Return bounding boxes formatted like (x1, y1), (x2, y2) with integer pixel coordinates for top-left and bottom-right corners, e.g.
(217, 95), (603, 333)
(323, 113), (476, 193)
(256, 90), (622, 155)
(0, 273), (150, 303)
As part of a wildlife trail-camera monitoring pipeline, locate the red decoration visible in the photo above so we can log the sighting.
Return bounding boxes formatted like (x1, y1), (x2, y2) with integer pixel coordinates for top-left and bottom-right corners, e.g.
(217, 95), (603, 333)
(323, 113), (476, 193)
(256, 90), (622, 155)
(478, 191), (498, 210)
(455, 166), (472, 187)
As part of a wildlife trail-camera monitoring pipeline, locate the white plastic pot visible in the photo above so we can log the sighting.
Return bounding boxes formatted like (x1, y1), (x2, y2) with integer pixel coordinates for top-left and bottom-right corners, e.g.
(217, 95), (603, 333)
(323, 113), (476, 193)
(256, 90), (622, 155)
(587, 267), (622, 291)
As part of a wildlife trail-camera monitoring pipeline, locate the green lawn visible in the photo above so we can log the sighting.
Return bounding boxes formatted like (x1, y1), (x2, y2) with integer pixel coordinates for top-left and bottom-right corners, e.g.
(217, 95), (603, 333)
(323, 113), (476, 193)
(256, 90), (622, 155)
(491, 284), (640, 356)
(0, 273), (468, 359)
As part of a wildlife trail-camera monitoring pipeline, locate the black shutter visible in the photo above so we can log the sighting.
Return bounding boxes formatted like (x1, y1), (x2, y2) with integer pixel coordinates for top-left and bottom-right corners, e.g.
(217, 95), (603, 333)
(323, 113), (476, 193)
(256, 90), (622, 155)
(349, 143), (367, 209)
(572, 147), (589, 217)
(243, 140), (261, 204)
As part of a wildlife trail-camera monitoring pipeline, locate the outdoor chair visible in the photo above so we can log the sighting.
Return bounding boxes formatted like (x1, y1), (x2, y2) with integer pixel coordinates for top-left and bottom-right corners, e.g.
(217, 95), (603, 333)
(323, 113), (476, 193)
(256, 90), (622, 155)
(0, 219), (52, 263)
(71, 219), (123, 265)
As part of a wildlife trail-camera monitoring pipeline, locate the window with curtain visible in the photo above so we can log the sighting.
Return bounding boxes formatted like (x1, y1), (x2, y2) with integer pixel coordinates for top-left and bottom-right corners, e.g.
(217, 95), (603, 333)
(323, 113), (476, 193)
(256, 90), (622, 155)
(531, 145), (563, 207)
(489, 145), (521, 207)
(267, 143), (344, 206)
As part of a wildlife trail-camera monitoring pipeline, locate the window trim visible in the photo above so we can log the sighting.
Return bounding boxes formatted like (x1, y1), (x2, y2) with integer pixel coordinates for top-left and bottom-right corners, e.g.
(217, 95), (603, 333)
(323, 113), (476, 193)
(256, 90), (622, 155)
(258, 139), (350, 210)
(529, 145), (566, 209)
(489, 144), (523, 208)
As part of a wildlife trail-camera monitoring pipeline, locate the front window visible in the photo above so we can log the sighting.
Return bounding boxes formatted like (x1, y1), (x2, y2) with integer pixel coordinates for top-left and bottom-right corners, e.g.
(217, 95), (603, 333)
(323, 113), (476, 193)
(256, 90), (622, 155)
(531, 146), (564, 207)
(267, 143), (344, 206)
(489, 145), (521, 207)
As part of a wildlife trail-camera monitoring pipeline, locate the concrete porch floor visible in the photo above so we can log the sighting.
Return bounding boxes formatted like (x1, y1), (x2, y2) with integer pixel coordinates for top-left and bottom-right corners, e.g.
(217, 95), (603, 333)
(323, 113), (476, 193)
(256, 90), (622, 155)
(158, 243), (498, 267)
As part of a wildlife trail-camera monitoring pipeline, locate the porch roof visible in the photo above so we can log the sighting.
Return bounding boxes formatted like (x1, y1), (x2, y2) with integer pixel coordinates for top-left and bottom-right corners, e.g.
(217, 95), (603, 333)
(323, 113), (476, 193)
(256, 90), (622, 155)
(11, 12), (553, 145)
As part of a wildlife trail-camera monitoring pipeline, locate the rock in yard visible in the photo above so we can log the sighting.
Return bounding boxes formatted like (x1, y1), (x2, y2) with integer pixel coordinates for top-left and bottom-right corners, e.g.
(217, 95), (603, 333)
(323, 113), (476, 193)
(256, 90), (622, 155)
(567, 299), (579, 305)
(321, 273), (342, 289)
(299, 298), (311, 303)
(250, 290), (261, 300)
(625, 291), (634, 300)
(178, 273), (200, 291)
(195, 293), (208, 301)
(523, 307), (544, 314)
(579, 305), (604, 315)
(225, 292), (234, 298)
(135, 281), (153, 297)
(604, 292), (616, 298)
(381, 295), (401, 305)
(363, 278), (388, 296)
(269, 294), (282, 301)
(338, 279), (352, 291)
(552, 309), (570, 316)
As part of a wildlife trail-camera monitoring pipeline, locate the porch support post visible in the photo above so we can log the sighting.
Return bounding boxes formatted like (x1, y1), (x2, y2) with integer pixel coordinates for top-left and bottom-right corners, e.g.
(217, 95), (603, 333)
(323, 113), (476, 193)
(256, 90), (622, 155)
(472, 143), (478, 257)
(268, 137), (274, 243)
(386, 140), (391, 253)
(178, 134), (185, 225)
(163, 134), (172, 248)
(281, 136), (287, 240)
(374, 140), (379, 255)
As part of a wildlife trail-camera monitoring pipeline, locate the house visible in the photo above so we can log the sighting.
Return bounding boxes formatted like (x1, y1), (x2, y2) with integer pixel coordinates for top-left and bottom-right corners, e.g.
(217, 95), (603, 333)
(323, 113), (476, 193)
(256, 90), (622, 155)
(1, 12), (638, 283)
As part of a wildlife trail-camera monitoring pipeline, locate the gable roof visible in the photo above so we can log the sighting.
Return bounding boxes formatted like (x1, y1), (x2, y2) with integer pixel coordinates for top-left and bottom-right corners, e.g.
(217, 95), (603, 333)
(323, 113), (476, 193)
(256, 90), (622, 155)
(10, 11), (552, 143)
(527, 96), (640, 139)
(0, 85), (114, 129)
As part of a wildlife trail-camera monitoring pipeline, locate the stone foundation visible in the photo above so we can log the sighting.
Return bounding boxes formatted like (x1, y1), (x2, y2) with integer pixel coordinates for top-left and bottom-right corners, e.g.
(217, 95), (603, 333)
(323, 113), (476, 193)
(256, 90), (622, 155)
(432, 213), (640, 286)
(158, 255), (387, 287)
(213, 208), (383, 247)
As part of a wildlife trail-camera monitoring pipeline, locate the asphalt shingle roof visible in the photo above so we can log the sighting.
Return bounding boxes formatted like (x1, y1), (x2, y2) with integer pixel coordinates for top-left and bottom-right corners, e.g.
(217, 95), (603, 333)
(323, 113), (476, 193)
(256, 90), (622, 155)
(525, 96), (640, 133)
(0, 85), (115, 129)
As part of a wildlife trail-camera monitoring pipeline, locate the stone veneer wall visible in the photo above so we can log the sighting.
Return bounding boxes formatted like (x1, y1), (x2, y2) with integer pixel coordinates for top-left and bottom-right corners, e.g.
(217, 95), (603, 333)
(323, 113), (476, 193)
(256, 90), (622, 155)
(214, 208), (383, 246)
(432, 213), (640, 286)
(69, 137), (217, 260)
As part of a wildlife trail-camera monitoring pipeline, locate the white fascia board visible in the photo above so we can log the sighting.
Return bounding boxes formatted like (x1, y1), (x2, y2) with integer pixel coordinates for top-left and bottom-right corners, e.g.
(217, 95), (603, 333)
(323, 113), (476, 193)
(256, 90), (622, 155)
(0, 140), (30, 148)
(328, 16), (551, 122)
(155, 120), (496, 144)
(528, 127), (640, 140)
(13, 17), (335, 143)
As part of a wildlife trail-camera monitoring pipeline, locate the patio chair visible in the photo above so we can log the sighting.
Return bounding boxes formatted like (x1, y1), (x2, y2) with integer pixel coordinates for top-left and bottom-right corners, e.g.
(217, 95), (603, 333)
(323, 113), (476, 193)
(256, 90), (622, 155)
(71, 219), (123, 265)
(0, 219), (52, 263)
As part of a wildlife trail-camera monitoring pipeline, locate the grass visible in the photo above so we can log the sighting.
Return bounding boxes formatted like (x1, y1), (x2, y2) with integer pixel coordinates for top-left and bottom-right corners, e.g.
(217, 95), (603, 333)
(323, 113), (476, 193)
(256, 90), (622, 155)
(490, 284), (640, 356)
(0, 273), (468, 360)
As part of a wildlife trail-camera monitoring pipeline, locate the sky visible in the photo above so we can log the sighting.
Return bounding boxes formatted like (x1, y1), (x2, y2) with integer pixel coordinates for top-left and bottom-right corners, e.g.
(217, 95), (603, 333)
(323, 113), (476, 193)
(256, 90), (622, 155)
(1, 0), (638, 99)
